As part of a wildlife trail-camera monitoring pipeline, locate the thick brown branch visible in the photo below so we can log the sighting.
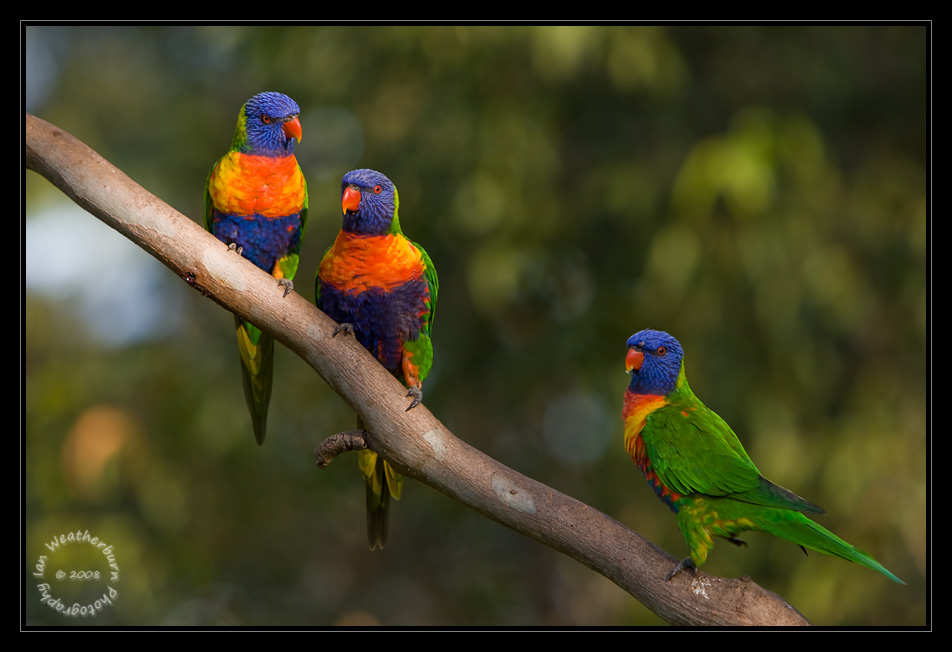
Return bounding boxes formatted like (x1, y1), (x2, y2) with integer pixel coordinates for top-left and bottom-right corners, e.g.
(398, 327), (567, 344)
(24, 112), (811, 626)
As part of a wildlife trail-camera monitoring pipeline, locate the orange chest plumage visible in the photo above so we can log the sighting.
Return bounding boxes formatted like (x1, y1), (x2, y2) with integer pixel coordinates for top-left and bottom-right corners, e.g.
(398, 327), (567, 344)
(319, 231), (425, 294)
(622, 391), (667, 470)
(208, 151), (305, 218)
(622, 390), (686, 509)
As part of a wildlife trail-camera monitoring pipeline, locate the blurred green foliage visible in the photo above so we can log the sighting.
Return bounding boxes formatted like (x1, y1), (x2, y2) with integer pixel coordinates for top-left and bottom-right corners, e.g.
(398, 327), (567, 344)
(24, 24), (927, 627)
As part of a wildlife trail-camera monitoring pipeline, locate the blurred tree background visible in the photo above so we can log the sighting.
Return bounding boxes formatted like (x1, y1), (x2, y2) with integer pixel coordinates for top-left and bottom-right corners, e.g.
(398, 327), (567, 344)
(24, 24), (927, 627)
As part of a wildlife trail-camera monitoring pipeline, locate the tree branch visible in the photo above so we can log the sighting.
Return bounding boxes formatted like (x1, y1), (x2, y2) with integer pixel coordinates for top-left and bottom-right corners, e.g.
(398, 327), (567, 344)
(24, 112), (811, 626)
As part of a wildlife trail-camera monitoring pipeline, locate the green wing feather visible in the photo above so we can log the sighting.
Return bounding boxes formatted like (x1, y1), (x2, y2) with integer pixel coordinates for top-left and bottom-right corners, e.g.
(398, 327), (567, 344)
(643, 385), (823, 514)
(416, 240), (439, 339)
(399, 240), (438, 382)
(298, 175), (309, 238)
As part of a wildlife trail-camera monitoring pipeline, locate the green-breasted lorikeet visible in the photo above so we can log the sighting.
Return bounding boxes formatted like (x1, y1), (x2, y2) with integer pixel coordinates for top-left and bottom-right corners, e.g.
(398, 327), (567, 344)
(622, 329), (904, 584)
(316, 168), (437, 550)
(204, 92), (308, 445)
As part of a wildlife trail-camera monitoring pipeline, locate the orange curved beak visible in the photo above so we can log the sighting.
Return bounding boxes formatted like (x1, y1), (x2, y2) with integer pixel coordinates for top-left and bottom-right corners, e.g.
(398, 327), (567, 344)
(283, 116), (303, 143)
(625, 348), (644, 373)
(342, 185), (361, 214)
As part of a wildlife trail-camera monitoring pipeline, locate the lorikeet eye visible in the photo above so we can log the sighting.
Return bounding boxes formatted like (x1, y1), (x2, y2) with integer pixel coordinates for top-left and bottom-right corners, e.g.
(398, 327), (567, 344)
(374, 185), (383, 194)
(261, 114), (272, 124)
(656, 346), (666, 356)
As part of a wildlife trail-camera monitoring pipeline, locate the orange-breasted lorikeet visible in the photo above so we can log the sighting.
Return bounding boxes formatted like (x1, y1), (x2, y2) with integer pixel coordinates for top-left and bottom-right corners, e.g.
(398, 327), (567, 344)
(622, 329), (903, 583)
(204, 92), (308, 445)
(316, 168), (437, 550)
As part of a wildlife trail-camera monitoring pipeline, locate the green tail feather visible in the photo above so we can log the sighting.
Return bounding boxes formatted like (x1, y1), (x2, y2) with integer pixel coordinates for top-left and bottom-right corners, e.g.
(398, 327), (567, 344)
(357, 427), (403, 551)
(759, 510), (905, 584)
(235, 317), (274, 446)
(364, 455), (392, 551)
(359, 449), (399, 550)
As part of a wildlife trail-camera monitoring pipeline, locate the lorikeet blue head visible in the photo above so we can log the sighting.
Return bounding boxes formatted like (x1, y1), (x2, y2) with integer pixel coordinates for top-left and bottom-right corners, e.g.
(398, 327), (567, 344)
(234, 91), (302, 157)
(626, 329), (685, 396)
(340, 168), (400, 236)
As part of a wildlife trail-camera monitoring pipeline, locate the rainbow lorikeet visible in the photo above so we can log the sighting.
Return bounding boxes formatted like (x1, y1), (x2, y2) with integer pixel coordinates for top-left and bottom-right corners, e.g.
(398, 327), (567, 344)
(316, 168), (437, 550)
(621, 329), (903, 584)
(204, 92), (308, 445)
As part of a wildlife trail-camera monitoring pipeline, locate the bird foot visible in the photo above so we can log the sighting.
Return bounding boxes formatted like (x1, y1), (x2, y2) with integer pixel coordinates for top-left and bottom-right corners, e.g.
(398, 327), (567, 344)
(313, 430), (369, 468)
(278, 278), (294, 297)
(333, 323), (355, 338)
(666, 557), (697, 581)
(406, 386), (423, 411)
(227, 242), (244, 256)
